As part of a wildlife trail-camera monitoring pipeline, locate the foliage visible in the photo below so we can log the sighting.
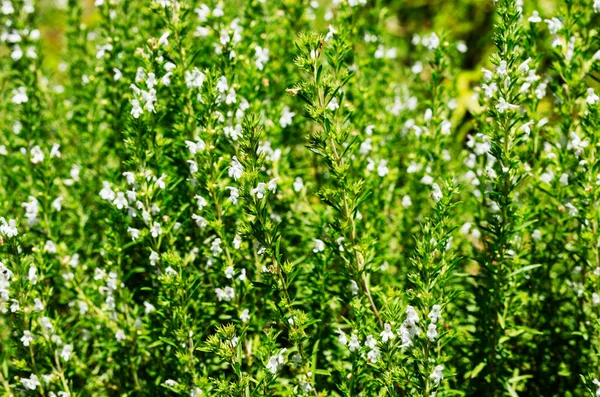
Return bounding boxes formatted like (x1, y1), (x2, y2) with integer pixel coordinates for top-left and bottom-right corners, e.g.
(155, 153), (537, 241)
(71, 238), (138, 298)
(1, 0), (600, 396)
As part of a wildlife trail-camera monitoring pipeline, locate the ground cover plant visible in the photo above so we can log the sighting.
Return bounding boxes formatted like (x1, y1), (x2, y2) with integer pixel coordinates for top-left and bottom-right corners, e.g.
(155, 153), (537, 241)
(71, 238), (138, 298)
(1, 0), (600, 395)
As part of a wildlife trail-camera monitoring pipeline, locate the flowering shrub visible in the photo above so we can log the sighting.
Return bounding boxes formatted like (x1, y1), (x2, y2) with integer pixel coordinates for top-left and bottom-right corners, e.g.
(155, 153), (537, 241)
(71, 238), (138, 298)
(1, 0), (600, 395)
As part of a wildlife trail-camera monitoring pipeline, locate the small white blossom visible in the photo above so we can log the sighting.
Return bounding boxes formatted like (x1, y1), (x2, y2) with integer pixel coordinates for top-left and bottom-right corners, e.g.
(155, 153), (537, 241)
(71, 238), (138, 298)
(240, 309), (250, 323)
(21, 330), (34, 346)
(313, 239), (325, 253)
(496, 97), (519, 113)
(348, 333), (361, 351)
(21, 374), (40, 390)
(430, 365), (444, 386)
(380, 323), (395, 343)
(12, 86), (28, 104)
(280, 106), (295, 128)
(266, 348), (286, 374)
(427, 323), (438, 342)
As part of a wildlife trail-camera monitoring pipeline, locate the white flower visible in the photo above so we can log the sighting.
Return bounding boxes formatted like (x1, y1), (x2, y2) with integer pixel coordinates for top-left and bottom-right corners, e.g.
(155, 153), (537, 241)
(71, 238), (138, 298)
(497, 61), (507, 77)
(233, 234), (242, 249)
(44, 240), (57, 253)
(149, 251), (160, 266)
(224, 124), (243, 141)
(496, 97), (519, 113)
(279, 106), (295, 128)
(481, 68), (493, 81)
(293, 177), (304, 192)
(412, 61), (423, 74)
(366, 347), (381, 364)
(365, 334), (377, 349)
(28, 266), (38, 285)
(301, 381), (313, 393)
(545, 17), (563, 35)
(165, 267), (177, 277)
(41, 317), (54, 332)
(21, 374), (40, 390)
(328, 97), (339, 111)
(430, 365), (444, 386)
(565, 202), (578, 217)
(325, 24), (337, 41)
(113, 192), (128, 209)
(267, 178), (278, 194)
(228, 156), (244, 180)
(192, 214), (208, 228)
(266, 348), (286, 374)
(187, 160), (198, 174)
(240, 309), (250, 323)
(185, 139), (206, 155)
(481, 82), (498, 99)
(405, 305), (420, 324)
(0, 218), (18, 237)
(52, 196), (64, 212)
(21, 330), (34, 346)
(432, 183), (443, 202)
(115, 329), (126, 342)
(143, 301), (156, 314)
(185, 68), (206, 89)
(194, 195), (207, 210)
(593, 379), (600, 397)
(348, 333), (361, 351)
(22, 196), (40, 225)
(251, 182), (267, 199)
(226, 187), (239, 205)
(380, 323), (395, 343)
(165, 379), (178, 387)
(130, 98), (143, 118)
(426, 323), (438, 342)
(255, 46), (269, 70)
(377, 160), (390, 177)
(158, 31), (170, 47)
(528, 11), (542, 23)
(146, 73), (157, 89)
(518, 58), (532, 74)
(440, 120), (452, 135)
(567, 131), (589, 157)
(337, 237), (345, 252)
(128, 227), (140, 240)
(313, 239), (325, 253)
(360, 138), (372, 155)
(425, 32), (440, 50)
(559, 173), (569, 186)
(224, 266), (234, 279)
(402, 195), (412, 208)
(215, 286), (235, 301)
(33, 298), (44, 312)
(30, 145), (44, 164)
(50, 143), (61, 158)
(216, 76), (229, 93)
(350, 280), (359, 295)
(336, 329), (348, 345)
(586, 88), (599, 105)
(428, 305), (442, 323)
(150, 222), (162, 238)
(12, 86), (28, 104)
(60, 344), (73, 361)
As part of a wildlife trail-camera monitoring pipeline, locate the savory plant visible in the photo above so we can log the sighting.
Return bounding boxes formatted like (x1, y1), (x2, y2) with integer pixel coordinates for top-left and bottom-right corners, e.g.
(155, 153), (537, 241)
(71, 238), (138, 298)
(1, 0), (599, 396)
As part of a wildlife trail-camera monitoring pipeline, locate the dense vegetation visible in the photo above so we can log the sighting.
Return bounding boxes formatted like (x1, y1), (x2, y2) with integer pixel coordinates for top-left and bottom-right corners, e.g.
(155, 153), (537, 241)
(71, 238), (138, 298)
(1, 0), (600, 395)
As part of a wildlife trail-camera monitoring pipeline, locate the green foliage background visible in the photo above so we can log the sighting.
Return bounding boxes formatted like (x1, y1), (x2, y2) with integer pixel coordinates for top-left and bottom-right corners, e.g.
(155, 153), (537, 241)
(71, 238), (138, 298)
(1, 0), (600, 396)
